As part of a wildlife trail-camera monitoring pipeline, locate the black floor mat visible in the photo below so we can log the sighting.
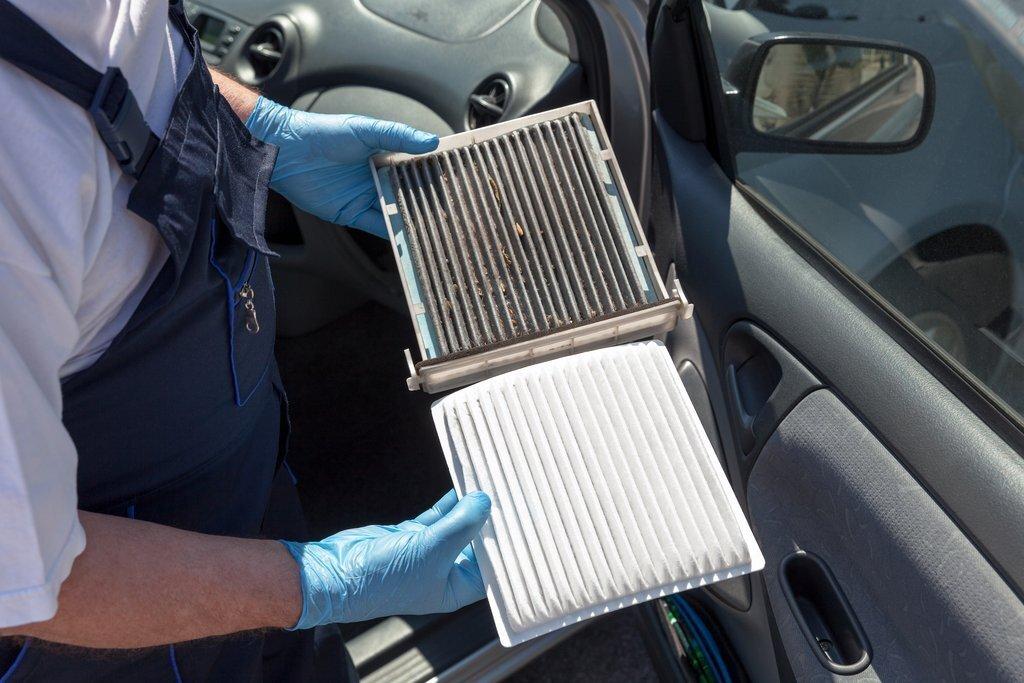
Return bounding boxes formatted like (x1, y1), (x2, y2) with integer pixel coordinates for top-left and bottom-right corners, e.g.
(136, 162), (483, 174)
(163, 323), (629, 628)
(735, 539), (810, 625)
(275, 302), (451, 539)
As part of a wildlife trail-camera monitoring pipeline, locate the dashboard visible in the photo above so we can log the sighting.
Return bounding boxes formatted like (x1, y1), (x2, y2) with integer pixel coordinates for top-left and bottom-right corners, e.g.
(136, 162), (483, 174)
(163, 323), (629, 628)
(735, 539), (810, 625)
(182, 0), (581, 135)
(184, 8), (243, 64)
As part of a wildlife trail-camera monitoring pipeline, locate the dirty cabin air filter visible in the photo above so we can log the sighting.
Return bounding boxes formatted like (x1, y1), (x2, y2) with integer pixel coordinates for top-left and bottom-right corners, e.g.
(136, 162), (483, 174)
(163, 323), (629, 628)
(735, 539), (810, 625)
(372, 101), (689, 392)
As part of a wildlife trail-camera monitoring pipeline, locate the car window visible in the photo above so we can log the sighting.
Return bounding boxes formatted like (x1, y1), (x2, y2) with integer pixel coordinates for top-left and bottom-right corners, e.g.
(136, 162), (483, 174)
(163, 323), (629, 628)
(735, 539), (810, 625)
(702, 0), (1024, 418)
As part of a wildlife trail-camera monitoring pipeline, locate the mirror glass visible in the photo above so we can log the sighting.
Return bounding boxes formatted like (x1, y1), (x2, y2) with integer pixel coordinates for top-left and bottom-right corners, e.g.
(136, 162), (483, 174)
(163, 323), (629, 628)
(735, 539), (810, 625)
(752, 43), (926, 144)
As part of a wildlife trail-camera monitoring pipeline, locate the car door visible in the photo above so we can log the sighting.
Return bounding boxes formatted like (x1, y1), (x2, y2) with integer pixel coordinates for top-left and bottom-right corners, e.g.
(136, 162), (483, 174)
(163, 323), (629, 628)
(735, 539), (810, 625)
(641, 0), (1024, 679)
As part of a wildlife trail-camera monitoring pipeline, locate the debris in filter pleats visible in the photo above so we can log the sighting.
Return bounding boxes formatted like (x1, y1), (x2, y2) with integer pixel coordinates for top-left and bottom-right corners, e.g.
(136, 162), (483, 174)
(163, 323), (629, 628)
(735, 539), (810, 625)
(514, 221), (525, 237)
(506, 304), (519, 331)
(467, 272), (484, 298)
(500, 245), (513, 268)
(487, 176), (504, 210)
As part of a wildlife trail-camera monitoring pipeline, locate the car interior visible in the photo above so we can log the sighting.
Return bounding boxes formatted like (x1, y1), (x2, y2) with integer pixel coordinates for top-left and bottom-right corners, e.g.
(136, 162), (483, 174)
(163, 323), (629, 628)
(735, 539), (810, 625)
(186, 0), (1024, 680)
(182, 0), (656, 679)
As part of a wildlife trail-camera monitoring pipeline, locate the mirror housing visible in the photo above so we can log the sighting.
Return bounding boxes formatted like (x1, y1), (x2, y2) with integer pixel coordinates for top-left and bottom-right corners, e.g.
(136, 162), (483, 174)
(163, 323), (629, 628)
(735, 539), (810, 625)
(723, 33), (935, 155)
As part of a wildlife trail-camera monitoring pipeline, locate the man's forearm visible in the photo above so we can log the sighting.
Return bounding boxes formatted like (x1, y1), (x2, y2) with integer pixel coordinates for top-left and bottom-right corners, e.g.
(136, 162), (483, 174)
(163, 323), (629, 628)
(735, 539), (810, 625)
(0, 512), (301, 649)
(209, 67), (259, 122)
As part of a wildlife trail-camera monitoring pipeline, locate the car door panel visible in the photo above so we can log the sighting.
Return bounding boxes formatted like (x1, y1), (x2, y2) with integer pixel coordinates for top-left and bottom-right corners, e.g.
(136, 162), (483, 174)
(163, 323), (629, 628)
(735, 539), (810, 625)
(751, 388), (1024, 679)
(649, 78), (1024, 677)
(656, 110), (1024, 585)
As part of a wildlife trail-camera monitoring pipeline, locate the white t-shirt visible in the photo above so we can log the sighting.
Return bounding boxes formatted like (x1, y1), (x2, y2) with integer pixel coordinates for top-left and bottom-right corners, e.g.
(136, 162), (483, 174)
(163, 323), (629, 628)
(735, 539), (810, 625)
(0, 0), (191, 627)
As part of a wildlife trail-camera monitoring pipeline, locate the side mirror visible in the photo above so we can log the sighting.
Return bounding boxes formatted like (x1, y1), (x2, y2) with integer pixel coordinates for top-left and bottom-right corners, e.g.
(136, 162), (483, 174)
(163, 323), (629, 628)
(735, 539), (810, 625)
(724, 33), (934, 154)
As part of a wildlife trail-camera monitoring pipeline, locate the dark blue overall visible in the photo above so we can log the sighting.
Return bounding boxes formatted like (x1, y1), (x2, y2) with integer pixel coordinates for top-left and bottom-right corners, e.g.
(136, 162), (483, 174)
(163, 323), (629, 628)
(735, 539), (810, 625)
(0, 1), (342, 680)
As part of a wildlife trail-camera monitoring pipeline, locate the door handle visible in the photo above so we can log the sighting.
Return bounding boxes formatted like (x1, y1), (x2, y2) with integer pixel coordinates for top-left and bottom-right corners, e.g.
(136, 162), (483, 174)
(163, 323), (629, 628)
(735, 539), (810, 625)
(723, 322), (821, 455)
(779, 551), (872, 675)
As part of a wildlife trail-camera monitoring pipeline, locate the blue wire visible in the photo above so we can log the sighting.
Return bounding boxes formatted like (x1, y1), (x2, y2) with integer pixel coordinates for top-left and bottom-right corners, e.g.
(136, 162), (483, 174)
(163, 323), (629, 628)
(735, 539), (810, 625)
(670, 596), (723, 682)
(671, 595), (732, 683)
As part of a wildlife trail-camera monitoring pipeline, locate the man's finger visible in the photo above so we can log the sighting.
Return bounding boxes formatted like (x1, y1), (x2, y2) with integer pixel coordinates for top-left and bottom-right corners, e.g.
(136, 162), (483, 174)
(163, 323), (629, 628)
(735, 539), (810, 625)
(414, 489), (459, 526)
(357, 118), (439, 154)
(426, 491), (491, 558)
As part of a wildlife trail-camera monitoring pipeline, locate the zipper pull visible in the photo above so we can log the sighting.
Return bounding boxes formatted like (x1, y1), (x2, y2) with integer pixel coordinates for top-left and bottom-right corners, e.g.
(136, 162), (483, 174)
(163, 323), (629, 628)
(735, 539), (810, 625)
(238, 284), (260, 334)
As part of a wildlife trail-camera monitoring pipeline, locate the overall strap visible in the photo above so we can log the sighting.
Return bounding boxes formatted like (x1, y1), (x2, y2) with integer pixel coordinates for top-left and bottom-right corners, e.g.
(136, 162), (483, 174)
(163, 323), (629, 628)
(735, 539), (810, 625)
(0, 0), (159, 178)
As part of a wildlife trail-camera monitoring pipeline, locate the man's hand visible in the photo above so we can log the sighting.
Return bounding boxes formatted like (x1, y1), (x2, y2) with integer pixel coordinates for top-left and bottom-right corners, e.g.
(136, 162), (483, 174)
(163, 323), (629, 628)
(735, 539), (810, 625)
(208, 69), (436, 237)
(281, 490), (491, 628)
(1, 491), (490, 648)
(244, 97), (439, 238)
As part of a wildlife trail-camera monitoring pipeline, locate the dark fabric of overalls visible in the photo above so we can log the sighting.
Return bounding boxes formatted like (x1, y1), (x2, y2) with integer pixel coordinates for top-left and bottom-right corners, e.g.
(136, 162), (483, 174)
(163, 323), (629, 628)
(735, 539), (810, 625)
(0, 1), (345, 680)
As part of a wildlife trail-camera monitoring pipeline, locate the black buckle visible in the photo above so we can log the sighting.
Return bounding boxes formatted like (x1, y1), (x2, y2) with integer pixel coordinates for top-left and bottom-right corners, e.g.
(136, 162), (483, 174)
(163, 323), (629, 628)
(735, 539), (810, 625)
(89, 67), (155, 178)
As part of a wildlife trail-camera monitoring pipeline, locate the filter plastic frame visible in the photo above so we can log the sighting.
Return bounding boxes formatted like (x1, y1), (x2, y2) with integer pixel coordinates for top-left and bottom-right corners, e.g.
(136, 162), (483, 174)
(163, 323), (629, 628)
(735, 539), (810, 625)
(371, 100), (691, 392)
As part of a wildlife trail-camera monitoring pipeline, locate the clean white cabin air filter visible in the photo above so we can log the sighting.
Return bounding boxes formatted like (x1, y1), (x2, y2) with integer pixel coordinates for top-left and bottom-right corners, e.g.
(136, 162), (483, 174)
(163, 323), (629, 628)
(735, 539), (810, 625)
(432, 341), (765, 647)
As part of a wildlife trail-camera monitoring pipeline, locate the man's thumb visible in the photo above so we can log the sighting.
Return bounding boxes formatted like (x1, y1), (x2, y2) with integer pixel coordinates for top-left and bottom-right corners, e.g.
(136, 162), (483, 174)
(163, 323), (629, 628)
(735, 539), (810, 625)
(426, 491), (491, 556)
(360, 118), (439, 154)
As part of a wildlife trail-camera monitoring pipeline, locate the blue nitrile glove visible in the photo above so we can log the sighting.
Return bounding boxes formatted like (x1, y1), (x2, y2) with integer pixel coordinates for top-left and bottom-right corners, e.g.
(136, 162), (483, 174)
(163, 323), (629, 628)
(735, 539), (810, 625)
(280, 490), (491, 628)
(245, 96), (439, 238)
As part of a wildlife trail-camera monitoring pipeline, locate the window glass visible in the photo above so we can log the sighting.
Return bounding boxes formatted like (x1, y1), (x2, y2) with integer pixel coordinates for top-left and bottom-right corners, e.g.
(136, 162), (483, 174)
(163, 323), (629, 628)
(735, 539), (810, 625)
(703, 0), (1024, 415)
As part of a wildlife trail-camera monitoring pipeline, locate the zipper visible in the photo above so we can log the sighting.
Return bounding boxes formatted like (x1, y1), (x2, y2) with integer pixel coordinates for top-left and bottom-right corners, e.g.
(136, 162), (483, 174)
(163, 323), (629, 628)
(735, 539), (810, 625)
(234, 249), (260, 334)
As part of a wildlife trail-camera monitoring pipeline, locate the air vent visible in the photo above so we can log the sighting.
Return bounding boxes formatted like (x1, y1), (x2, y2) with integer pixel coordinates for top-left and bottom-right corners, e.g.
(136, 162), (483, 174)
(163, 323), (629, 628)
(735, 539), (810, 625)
(245, 24), (284, 80)
(468, 76), (511, 129)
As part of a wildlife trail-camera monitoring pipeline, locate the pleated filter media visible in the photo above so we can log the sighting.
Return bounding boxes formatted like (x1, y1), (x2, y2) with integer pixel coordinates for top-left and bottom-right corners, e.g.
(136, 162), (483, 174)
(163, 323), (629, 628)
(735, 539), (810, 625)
(373, 101), (690, 393)
(432, 341), (764, 646)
